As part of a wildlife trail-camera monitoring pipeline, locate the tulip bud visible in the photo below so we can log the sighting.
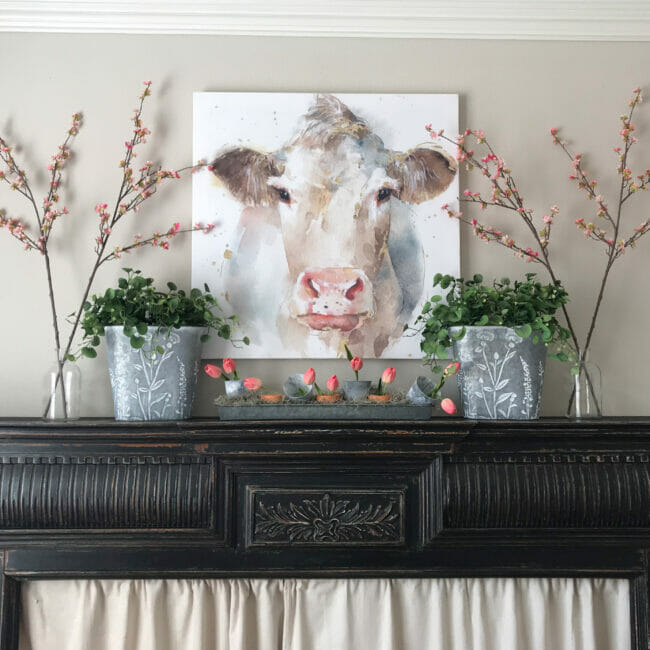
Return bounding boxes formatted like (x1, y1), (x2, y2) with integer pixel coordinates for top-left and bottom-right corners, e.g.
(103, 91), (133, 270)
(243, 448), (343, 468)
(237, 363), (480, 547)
(327, 375), (339, 392)
(223, 358), (238, 378)
(350, 357), (363, 372)
(444, 362), (460, 377)
(441, 398), (458, 415)
(244, 377), (262, 391)
(204, 364), (222, 379)
(381, 367), (396, 384)
(303, 368), (316, 385)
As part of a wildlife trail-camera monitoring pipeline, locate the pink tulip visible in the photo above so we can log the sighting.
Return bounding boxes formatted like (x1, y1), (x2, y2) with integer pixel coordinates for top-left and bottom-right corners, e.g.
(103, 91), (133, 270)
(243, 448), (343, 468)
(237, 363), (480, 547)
(244, 377), (262, 391)
(381, 367), (396, 384)
(303, 368), (316, 385)
(350, 357), (363, 372)
(440, 398), (458, 415)
(327, 375), (339, 392)
(444, 361), (461, 377)
(223, 358), (236, 373)
(204, 364), (222, 379)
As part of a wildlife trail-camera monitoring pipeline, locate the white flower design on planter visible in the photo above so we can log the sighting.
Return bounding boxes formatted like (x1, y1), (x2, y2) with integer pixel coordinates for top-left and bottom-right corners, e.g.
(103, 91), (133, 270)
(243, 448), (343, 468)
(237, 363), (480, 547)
(452, 326), (547, 420)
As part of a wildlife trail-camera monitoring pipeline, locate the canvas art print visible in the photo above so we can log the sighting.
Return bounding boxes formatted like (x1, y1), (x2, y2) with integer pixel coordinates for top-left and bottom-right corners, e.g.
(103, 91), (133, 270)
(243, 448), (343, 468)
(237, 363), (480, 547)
(192, 93), (459, 359)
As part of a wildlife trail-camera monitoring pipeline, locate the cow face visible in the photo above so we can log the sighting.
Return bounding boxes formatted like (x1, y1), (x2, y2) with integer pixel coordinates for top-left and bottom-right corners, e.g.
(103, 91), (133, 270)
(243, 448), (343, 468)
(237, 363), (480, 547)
(210, 94), (456, 335)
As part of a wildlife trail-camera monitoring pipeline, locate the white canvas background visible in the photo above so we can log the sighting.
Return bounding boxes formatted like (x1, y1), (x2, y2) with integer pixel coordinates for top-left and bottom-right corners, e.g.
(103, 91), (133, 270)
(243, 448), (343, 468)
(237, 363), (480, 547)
(192, 92), (459, 359)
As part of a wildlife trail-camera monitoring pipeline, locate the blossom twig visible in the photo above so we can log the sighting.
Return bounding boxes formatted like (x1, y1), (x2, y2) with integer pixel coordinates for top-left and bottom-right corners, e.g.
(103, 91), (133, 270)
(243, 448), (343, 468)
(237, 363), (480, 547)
(0, 81), (212, 417)
(426, 86), (648, 414)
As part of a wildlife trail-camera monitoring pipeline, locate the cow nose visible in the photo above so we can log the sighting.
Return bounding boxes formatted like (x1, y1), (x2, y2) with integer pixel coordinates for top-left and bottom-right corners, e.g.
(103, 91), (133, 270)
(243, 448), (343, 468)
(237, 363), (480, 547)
(292, 267), (374, 330)
(300, 269), (366, 303)
(303, 275), (321, 298)
(344, 277), (364, 301)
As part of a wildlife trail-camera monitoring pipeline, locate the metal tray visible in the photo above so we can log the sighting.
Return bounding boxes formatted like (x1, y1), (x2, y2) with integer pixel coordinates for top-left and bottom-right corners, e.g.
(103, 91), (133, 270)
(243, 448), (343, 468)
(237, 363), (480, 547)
(217, 403), (432, 421)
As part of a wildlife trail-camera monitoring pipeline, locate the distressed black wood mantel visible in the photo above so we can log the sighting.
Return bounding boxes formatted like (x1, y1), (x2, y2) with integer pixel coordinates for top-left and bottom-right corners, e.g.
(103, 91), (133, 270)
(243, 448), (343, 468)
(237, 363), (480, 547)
(0, 416), (649, 649)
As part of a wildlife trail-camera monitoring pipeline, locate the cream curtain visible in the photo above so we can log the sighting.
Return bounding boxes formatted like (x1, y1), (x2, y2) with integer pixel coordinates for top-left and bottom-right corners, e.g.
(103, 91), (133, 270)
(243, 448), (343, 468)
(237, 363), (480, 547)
(19, 578), (630, 650)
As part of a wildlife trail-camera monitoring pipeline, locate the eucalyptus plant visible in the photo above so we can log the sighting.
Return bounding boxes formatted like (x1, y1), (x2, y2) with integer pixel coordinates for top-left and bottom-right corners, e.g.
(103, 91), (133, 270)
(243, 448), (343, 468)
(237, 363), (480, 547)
(416, 273), (571, 372)
(80, 269), (248, 357)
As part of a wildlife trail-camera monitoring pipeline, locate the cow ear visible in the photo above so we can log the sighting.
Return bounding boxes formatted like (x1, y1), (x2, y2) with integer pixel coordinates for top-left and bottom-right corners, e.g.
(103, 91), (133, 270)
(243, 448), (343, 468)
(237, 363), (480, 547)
(391, 145), (457, 205)
(210, 147), (283, 206)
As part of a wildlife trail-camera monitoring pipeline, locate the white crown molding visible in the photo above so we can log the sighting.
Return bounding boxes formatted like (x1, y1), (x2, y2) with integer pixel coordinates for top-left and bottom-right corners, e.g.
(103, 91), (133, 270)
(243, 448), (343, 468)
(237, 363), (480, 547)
(1, 1), (650, 40)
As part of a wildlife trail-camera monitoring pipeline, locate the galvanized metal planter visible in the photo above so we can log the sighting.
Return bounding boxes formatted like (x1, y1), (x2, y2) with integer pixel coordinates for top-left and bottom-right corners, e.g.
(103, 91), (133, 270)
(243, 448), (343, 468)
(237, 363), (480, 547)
(407, 376), (437, 405)
(343, 380), (372, 401)
(451, 326), (547, 420)
(224, 379), (248, 399)
(105, 326), (204, 421)
(283, 374), (314, 401)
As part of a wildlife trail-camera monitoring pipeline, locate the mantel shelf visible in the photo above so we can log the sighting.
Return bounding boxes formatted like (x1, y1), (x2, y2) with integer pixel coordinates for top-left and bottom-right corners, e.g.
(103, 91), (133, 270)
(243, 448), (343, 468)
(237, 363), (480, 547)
(0, 417), (649, 647)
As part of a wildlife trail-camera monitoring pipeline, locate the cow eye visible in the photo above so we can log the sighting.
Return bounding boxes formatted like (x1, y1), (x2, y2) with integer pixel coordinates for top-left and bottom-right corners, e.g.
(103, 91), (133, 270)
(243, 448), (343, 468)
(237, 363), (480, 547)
(376, 187), (393, 204)
(273, 187), (291, 204)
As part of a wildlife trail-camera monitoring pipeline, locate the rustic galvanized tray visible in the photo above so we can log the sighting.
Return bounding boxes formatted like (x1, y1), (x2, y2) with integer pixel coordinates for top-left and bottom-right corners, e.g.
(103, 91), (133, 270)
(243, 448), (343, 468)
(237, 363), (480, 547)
(217, 403), (432, 421)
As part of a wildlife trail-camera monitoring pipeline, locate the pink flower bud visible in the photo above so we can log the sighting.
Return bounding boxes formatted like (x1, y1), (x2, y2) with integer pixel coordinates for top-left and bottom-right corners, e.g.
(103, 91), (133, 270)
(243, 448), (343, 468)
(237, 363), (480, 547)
(550, 127), (558, 136)
(350, 357), (363, 372)
(223, 358), (236, 375)
(381, 367), (396, 384)
(244, 377), (262, 391)
(444, 361), (460, 377)
(204, 364), (222, 379)
(440, 398), (457, 415)
(327, 375), (339, 392)
(303, 367), (316, 385)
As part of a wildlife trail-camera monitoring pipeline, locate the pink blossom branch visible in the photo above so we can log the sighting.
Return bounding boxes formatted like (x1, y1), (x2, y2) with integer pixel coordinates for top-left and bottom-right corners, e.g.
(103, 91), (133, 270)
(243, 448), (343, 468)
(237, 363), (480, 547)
(0, 213), (40, 251)
(427, 128), (583, 371)
(0, 80), (214, 417)
(56, 84), (209, 380)
(428, 87), (647, 415)
(100, 222), (215, 265)
(577, 87), (644, 359)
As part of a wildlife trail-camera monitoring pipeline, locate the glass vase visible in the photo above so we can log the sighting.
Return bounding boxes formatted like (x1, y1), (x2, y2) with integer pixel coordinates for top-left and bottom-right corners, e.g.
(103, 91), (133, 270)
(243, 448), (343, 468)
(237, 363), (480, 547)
(570, 353), (602, 418)
(44, 356), (81, 420)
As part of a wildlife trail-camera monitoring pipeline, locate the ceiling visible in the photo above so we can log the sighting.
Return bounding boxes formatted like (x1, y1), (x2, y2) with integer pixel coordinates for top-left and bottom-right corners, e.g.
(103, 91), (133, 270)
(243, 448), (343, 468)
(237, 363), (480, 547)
(1, 0), (649, 40)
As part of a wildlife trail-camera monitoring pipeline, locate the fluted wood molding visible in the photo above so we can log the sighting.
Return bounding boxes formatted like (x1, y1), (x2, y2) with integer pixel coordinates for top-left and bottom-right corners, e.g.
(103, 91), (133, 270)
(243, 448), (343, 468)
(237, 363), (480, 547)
(1, 1), (649, 40)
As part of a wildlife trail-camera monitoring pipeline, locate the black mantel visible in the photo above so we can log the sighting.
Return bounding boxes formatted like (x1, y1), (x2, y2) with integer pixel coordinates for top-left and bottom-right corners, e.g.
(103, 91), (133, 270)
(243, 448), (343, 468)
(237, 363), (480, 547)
(0, 417), (649, 649)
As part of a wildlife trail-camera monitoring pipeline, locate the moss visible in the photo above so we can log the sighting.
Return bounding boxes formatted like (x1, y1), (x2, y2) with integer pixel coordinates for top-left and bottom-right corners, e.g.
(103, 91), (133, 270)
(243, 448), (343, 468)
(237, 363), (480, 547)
(214, 391), (411, 406)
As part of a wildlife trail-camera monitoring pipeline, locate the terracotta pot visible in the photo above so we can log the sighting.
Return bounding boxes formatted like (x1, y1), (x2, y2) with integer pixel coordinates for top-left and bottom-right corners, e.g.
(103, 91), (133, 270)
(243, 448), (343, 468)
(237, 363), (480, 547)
(260, 393), (283, 404)
(368, 394), (391, 403)
(316, 393), (342, 403)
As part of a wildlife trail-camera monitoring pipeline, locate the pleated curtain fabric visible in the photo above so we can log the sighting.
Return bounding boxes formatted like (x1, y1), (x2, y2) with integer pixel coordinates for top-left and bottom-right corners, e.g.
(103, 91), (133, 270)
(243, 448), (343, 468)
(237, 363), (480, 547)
(19, 578), (630, 650)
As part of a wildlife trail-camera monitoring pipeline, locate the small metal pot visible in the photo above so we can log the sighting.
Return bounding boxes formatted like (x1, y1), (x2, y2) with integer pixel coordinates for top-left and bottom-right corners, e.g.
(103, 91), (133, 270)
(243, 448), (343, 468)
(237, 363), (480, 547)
(283, 374), (314, 401)
(343, 380), (371, 401)
(407, 376), (437, 405)
(224, 379), (248, 399)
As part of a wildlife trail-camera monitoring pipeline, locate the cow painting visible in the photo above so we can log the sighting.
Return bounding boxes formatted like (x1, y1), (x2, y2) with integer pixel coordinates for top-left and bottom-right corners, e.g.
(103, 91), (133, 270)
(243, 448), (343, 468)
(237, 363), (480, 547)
(192, 93), (459, 358)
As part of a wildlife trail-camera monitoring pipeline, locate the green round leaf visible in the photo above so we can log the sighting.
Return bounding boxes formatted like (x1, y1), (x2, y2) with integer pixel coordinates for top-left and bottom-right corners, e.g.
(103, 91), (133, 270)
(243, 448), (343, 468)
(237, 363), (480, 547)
(130, 336), (145, 349)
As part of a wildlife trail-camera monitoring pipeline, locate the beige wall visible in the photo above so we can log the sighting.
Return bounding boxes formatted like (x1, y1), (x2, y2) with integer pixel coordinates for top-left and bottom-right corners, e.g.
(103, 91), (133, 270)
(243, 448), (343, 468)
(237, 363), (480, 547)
(0, 34), (648, 417)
